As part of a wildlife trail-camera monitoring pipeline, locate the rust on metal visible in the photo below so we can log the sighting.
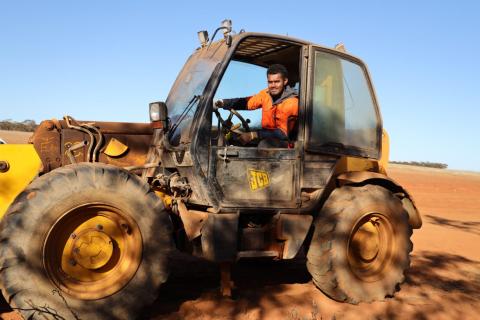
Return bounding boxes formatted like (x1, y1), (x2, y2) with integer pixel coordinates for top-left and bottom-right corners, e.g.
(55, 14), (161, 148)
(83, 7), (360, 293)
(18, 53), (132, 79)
(220, 262), (234, 297)
(30, 118), (153, 174)
(150, 121), (165, 129)
(177, 200), (208, 240)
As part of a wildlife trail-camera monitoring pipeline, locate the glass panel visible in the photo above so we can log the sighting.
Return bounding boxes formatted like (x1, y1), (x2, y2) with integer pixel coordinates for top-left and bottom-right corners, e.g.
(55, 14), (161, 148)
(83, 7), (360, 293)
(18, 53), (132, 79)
(166, 41), (228, 145)
(167, 58), (219, 144)
(310, 51), (379, 155)
(214, 60), (265, 130)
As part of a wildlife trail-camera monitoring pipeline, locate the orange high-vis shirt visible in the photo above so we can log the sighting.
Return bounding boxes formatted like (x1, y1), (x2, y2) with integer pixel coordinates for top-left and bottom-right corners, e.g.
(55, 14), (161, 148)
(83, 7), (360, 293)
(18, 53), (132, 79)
(245, 89), (299, 136)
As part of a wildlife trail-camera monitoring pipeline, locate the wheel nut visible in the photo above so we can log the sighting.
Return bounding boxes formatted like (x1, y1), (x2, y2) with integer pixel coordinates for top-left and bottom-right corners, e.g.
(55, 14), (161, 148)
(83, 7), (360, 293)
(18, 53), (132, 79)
(96, 224), (103, 230)
(70, 233), (77, 239)
(121, 223), (131, 234)
(69, 259), (77, 266)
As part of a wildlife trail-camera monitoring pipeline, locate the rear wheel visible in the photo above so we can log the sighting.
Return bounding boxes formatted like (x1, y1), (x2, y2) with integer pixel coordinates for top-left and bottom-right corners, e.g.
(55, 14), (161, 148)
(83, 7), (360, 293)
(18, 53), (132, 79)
(306, 184), (412, 303)
(0, 163), (173, 319)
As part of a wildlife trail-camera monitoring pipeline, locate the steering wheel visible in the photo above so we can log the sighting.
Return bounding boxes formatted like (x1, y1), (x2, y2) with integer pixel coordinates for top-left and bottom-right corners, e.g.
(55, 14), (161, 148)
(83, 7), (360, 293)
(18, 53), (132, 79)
(214, 108), (250, 134)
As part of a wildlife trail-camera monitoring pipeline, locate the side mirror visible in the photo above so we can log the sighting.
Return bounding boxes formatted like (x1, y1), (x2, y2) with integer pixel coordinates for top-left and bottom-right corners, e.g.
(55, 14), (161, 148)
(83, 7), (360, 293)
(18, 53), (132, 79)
(149, 101), (169, 131)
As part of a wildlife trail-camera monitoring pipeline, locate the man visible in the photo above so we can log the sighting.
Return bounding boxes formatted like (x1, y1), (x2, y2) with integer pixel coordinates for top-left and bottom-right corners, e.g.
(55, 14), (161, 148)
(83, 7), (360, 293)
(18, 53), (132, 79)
(215, 64), (298, 146)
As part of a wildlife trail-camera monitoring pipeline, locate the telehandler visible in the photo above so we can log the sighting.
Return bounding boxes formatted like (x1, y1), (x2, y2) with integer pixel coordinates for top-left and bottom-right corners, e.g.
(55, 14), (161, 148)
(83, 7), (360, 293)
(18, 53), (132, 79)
(0, 20), (421, 319)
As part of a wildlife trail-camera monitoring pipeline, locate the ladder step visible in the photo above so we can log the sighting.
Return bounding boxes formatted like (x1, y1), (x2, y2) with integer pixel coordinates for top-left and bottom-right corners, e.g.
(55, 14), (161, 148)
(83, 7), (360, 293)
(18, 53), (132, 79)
(237, 250), (278, 259)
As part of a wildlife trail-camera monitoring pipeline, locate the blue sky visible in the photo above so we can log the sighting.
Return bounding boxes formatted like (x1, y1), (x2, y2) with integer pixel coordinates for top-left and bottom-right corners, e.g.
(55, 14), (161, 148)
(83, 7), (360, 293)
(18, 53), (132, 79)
(1, 1), (479, 171)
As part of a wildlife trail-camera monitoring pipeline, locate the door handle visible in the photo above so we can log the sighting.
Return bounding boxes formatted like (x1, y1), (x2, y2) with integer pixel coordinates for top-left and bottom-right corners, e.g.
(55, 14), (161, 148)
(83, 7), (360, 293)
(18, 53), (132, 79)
(217, 149), (239, 158)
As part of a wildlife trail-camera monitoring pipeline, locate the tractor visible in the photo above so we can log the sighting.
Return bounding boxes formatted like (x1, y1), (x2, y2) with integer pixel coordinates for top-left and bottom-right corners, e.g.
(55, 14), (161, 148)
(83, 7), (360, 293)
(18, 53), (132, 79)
(0, 20), (421, 319)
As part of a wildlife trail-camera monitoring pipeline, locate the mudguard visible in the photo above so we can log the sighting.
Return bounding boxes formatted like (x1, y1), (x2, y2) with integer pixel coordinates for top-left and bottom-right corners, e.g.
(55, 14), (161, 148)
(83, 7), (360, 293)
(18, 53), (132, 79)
(337, 171), (422, 229)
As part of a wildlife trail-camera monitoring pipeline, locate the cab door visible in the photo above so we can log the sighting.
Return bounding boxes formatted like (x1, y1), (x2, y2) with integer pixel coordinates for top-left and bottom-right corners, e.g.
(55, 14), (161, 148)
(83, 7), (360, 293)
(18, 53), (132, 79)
(301, 45), (383, 192)
(304, 46), (382, 159)
(208, 58), (301, 209)
(212, 145), (299, 208)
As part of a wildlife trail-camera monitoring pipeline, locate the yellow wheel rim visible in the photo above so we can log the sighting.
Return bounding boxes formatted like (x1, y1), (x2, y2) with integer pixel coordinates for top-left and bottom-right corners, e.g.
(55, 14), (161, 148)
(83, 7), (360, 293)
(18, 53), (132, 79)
(71, 229), (114, 270)
(43, 203), (142, 300)
(347, 213), (394, 281)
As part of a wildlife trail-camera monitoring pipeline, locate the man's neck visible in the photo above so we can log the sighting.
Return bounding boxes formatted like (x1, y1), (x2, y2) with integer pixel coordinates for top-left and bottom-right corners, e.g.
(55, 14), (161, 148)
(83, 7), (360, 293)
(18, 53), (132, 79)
(270, 92), (282, 101)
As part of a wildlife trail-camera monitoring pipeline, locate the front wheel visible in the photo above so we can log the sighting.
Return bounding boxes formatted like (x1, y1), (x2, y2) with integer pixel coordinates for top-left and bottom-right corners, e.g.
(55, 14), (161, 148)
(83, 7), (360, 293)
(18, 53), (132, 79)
(306, 184), (413, 304)
(0, 163), (173, 319)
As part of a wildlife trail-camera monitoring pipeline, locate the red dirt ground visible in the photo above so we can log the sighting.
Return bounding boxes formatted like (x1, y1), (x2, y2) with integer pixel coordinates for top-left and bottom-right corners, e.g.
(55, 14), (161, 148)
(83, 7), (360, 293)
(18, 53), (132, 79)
(0, 130), (32, 144)
(1, 163), (479, 319)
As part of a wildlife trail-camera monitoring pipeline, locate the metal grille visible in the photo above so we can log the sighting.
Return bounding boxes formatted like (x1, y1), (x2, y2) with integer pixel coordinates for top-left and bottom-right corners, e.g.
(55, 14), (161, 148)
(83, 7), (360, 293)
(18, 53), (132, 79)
(235, 38), (291, 58)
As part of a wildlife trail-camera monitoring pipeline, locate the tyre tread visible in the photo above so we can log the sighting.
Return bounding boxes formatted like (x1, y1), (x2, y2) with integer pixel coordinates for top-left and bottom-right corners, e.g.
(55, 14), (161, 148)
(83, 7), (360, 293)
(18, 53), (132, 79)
(306, 184), (413, 303)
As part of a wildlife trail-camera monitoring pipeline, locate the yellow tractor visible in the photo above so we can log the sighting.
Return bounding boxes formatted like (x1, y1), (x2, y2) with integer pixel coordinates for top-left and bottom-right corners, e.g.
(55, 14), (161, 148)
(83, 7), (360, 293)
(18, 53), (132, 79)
(0, 21), (421, 319)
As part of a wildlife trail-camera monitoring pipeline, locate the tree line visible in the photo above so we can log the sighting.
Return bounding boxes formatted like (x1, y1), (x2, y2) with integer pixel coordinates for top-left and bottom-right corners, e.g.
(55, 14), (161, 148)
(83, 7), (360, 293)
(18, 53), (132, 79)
(390, 161), (448, 169)
(0, 119), (38, 132)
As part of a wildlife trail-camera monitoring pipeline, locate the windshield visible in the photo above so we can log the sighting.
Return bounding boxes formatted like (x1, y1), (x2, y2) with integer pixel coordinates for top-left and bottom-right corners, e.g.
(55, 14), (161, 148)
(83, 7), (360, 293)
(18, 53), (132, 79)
(166, 43), (227, 145)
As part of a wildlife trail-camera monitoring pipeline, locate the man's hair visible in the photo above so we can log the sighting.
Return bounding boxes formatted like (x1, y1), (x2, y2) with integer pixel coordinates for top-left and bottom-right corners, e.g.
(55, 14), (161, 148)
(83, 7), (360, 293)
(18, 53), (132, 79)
(267, 64), (288, 79)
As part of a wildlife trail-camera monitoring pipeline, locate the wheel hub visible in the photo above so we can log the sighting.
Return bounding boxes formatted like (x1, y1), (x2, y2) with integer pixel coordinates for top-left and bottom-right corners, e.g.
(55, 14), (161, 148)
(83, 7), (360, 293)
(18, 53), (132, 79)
(71, 228), (114, 270)
(43, 204), (142, 300)
(347, 213), (393, 281)
(351, 220), (380, 262)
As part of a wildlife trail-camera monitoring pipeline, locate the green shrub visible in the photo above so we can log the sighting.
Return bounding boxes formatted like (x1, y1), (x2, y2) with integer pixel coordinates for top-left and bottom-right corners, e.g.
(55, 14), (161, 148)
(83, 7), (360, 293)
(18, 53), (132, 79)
(390, 161), (448, 169)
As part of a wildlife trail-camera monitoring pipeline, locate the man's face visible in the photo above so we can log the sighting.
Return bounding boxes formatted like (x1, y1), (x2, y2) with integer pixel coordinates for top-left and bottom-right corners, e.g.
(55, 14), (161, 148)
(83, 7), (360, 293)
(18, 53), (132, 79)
(267, 73), (288, 96)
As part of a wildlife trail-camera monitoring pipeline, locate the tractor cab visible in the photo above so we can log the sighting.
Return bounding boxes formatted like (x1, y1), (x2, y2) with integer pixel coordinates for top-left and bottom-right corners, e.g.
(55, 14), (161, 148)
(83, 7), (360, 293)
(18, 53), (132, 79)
(155, 26), (383, 212)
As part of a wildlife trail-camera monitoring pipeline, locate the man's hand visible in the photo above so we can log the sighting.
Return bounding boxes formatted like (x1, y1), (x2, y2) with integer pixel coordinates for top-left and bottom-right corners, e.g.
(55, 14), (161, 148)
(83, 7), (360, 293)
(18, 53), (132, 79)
(239, 131), (258, 145)
(214, 99), (224, 110)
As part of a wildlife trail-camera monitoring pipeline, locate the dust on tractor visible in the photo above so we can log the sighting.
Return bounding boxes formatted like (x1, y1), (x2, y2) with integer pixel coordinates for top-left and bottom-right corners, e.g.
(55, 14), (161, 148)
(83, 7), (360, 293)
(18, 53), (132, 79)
(0, 20), (421, 319)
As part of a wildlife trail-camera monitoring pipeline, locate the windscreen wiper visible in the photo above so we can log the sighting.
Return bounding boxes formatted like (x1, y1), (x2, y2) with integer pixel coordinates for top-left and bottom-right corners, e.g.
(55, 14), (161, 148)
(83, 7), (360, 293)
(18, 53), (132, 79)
(168, 95), (201, 137)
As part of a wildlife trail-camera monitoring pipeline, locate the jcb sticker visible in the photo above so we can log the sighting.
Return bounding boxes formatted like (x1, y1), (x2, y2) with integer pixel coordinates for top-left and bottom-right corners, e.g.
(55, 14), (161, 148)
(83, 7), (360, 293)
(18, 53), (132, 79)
(248, 169), (270, 191)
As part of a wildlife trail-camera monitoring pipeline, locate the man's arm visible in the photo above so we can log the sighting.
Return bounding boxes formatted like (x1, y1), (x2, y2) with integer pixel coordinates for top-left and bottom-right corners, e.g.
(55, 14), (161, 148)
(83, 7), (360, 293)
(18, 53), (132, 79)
(218, 97), (250, 110)
(216, 89), (266, 110)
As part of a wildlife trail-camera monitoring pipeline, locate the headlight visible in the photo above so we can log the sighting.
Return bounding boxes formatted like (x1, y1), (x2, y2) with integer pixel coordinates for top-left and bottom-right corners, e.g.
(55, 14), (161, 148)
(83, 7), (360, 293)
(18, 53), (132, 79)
(149, 101), (169, 131)
(149, 102), (161, 122)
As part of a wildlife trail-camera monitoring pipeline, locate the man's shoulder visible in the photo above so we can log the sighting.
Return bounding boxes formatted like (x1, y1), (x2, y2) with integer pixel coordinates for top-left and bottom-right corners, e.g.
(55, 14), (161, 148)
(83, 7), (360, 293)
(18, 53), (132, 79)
(250, 88), (270, 101)
(257, 88), (269, 96)
(284, 95), (299, 104)
(282, 95), (299, 110)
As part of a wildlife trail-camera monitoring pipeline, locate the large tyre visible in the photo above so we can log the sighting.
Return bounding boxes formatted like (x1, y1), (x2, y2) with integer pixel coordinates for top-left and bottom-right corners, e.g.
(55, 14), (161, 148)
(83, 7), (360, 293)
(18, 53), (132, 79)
(0, 163), (173, 319)
(306, 184), (412, 304)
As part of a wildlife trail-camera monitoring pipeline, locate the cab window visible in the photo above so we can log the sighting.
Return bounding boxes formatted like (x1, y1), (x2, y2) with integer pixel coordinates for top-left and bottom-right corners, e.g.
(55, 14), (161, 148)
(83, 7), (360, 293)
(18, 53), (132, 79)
(309, 50), (380, 158)
(211, 37), (302, 148)
(214, 61), (265, 130)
